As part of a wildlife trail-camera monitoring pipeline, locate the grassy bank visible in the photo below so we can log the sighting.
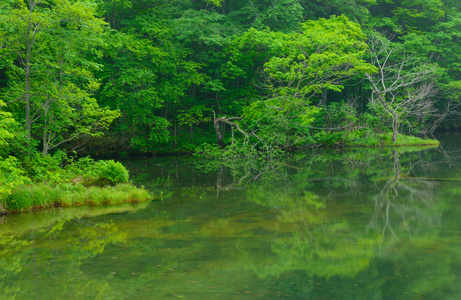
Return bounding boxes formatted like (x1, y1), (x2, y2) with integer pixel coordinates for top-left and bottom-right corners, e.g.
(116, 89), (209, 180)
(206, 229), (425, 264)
(343, 133), (439, 147)
(1, 154), (153, 214)
(3, 183), (151, 213)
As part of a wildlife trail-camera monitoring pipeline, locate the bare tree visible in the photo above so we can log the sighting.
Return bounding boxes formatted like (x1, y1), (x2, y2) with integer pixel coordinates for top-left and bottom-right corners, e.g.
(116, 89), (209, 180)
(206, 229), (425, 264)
(365, 34), (438, 143)
(213, 112), (249, 147)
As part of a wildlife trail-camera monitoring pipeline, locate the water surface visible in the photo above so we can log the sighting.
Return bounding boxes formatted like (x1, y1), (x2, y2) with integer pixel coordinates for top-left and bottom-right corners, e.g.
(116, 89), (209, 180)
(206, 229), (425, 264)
(2, 136), (461, 299)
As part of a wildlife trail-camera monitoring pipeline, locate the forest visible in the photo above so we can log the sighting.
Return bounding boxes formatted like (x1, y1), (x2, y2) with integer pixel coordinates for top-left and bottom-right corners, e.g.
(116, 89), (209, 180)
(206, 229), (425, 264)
(1, 0), (461, 211)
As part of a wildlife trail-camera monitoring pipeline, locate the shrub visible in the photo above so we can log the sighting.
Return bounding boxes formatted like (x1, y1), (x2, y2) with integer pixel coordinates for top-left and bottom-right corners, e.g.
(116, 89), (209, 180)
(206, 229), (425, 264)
(313, 131), (343, 146)
(94, 160), (129, 185)
(25, 151), (67, 184)
(0, 157), (30, 210)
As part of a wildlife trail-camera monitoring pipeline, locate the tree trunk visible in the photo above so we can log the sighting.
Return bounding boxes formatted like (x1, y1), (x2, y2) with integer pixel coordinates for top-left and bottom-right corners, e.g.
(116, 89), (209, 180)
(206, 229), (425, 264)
(230, 125), (234, 145)
(321, 89), (328, 106)
(173, 125), (177, 149)
(213, 118), (224, 148)
(392, 114), (399, 143)
(221, 0), (228, 14)
(25, 19), (32, 156)
(42, 142), (48, 157)
(24, 0), (40, 156)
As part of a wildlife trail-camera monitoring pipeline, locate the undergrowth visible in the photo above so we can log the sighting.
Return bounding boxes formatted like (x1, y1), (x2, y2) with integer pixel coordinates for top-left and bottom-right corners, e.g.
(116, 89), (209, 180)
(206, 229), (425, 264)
(1, 152), (152, 214)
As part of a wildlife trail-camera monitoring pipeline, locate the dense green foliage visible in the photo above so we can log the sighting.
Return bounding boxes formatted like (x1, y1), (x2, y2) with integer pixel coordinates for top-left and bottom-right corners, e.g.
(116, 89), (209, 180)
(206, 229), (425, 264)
(1, 0), (460, 157)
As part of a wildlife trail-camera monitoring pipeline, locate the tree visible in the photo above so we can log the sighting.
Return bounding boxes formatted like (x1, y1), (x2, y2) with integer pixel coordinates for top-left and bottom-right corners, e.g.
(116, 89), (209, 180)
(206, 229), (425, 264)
(95, 5), (208, 153)
(0, 100), (29, 209)
(369, 0), (446, 34)
(0, 0), (120, 156)
(301, 0), (371, 24)
(229, 15), (375, 149)
(365, 34), (438, 143)
(0, 100), (14, 148)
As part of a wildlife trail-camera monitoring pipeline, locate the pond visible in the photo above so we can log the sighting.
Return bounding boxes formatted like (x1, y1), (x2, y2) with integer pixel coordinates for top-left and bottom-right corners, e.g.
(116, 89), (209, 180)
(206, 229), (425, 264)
(1, 135), (461, 299)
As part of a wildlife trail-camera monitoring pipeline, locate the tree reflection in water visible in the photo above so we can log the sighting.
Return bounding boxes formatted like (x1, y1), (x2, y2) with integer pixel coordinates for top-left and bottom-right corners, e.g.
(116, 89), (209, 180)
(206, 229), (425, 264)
(196, 145), (460, 296)
(0, 207), (132, 299)
(368, 150), (441, 245)
(2, 144), (461, 299)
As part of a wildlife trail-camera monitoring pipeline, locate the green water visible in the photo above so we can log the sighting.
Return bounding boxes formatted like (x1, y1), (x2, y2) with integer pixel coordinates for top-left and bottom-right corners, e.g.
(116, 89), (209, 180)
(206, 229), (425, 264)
(2, 138), (461, 299)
